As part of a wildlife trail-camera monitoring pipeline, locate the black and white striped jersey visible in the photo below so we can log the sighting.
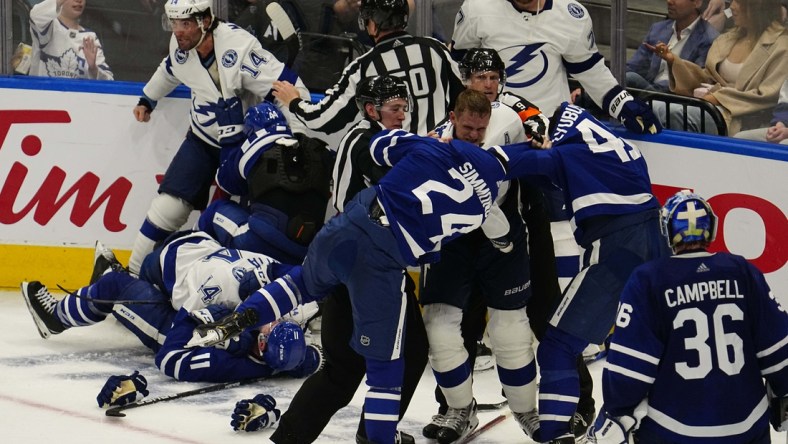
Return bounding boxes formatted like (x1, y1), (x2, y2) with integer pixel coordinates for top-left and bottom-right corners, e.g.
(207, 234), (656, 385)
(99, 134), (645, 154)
(331, 119), (390, 212)
(291, 31), (464, 136)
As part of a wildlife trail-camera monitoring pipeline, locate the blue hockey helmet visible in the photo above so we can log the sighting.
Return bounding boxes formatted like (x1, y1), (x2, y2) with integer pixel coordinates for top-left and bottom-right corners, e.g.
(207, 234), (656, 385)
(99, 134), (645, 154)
(660, 190), (718, 249)
(244, 101), (291, 139)
(261, 321), (306, 371)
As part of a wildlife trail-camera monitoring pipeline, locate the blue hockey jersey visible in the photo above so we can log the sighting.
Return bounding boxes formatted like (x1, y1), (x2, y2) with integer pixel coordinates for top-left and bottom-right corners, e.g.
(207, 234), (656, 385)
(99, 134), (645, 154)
(369, 130), (508, 265)
(602, 251), (788, 443)
(501, 103), (658, 246)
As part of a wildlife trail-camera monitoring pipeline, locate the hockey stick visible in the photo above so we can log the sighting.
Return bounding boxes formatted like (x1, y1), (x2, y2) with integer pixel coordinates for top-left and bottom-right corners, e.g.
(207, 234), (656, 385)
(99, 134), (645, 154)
(105, 377), (267, 417)
(266, 2), (301, 67)
(56, 285), (169, 305)
(458, 412), (512, 444)
(477, 399), (508, 411)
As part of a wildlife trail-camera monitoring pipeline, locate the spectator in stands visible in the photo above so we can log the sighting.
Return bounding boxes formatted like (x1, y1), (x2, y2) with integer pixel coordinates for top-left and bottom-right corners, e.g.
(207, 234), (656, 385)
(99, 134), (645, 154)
(626, 0), (719, 92)
(735, 78), (788, 144)
(653, 0), (788, 135)
(28, 0), (113, 80)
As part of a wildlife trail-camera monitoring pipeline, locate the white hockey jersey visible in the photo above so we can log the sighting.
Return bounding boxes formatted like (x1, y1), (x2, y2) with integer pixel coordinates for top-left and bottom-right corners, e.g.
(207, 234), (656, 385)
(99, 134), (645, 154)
(29, 0), (113, 80)
(154, 231), (280, 313)
(452, 0), (619, 115)
(142, 22), (308, 148)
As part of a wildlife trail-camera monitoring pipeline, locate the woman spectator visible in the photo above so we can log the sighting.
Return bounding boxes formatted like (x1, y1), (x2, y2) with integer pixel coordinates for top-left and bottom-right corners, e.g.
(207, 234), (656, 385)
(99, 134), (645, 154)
(652, 0), (788, 135)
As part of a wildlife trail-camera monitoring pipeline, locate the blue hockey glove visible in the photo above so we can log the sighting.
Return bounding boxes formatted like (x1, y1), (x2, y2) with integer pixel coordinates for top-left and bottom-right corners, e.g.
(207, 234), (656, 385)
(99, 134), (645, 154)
(238, 268), (272, 301)
(770, 394), (788, 431)
(231, 394), (281, 432)
(587, 410), (637, 444)
(286, 344), (325, 378)
(190, 305), (254, 356)
(96, 370), (149, 408)
(213, 97), (245, 147)
(604, 87), (662, 135)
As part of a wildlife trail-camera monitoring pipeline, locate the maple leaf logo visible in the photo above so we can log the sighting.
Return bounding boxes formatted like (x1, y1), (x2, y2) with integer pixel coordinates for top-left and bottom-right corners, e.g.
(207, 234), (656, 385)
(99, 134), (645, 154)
(45, 49), (81, 78)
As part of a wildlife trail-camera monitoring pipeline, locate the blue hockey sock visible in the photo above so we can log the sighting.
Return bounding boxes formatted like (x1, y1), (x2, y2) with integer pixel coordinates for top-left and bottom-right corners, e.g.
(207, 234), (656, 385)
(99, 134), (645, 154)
(364, 357), (405, 444)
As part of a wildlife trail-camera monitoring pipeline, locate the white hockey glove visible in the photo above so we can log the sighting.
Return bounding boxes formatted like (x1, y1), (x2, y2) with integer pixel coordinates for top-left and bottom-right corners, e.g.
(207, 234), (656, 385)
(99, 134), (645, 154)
(604, 87), (661, 135)
(231, 394), (281, 432)
(587, 411), (638, 444)
(96, 370), (149, 408)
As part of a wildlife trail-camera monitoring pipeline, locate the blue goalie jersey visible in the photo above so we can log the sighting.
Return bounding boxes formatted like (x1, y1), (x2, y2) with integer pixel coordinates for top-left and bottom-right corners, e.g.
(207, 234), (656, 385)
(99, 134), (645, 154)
(603, 251), (788, 443)
(369, 130), (508, 265)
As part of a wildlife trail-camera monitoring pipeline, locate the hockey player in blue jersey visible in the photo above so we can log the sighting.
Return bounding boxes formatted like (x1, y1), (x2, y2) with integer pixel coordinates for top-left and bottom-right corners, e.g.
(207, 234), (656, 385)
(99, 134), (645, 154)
(499, 102), (672, 443)
(20, 233), (322, 408)
(588, 190), (788, 444)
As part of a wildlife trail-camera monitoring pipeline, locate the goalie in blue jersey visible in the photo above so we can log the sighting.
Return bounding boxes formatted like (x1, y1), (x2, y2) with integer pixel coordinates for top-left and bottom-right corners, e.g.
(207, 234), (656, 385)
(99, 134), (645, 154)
(589, 190), (788, 444)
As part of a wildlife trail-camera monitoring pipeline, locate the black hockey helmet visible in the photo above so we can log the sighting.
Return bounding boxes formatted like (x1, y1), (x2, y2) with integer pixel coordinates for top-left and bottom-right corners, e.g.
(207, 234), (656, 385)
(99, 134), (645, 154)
(358, 0), (409, 32)
(459, 48), (507, 87)
(355, 75), (412, 116)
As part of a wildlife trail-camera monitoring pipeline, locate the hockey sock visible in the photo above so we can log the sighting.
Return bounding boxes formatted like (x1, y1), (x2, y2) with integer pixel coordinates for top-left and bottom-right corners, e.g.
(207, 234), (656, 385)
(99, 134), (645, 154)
(129, 193), (192, 274)
(535, 327), (588, 442)
(488, 308), (537, 413)
(237, 267), (309, 329)
(364, 357), (404, 444)
(56, 271), (140, 327)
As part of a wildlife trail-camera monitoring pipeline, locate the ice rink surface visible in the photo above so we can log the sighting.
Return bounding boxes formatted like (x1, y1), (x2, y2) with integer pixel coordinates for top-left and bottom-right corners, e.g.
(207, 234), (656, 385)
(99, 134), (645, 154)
(1, 289), (785, 443)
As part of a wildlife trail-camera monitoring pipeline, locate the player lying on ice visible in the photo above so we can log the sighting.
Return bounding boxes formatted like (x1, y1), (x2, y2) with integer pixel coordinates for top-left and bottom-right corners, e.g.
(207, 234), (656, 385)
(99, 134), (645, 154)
(20, 232), (323, 411)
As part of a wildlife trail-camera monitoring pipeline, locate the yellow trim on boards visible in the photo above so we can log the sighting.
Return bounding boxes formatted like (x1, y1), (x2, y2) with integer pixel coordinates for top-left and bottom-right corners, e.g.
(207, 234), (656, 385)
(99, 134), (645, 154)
(0, 245), (131, 292)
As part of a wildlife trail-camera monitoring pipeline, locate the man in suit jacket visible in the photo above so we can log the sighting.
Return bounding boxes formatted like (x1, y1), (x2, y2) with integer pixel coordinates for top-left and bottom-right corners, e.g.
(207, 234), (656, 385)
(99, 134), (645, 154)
(626, 0), (719, 91)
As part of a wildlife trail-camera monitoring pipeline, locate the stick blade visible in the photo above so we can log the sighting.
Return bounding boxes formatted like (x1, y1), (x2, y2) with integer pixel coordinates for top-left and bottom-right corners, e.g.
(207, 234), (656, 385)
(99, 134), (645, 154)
(105, 408), (126, 417)
(265, 2), (297, 40)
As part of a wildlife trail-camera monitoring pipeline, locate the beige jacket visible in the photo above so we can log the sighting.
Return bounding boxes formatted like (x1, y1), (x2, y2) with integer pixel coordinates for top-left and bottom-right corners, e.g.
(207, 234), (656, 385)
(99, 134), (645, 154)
(669, 22), (788, 134)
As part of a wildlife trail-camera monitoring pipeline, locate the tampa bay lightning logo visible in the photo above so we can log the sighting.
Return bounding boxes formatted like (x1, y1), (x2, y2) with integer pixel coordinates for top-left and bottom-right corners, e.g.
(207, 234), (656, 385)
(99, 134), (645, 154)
(232, 266), (246, 282)
(174, 48), (189, 64)
(222, 49), (238, 68)
(503, 43), (548, 88)
(568, 3), (585, 18)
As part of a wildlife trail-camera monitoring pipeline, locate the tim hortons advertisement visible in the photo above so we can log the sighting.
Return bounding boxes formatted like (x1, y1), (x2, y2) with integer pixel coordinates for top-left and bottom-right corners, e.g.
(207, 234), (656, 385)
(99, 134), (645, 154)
(0, 84), (785, 299)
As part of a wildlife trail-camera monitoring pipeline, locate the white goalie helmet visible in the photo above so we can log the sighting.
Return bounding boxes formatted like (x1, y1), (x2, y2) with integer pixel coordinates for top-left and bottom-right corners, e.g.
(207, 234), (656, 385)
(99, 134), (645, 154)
(165, 0), (214, 21)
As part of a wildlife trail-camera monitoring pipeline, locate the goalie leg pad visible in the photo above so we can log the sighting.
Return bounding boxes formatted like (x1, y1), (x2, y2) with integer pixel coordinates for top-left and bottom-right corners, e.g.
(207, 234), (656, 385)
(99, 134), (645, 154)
(487, 307), (537, 413)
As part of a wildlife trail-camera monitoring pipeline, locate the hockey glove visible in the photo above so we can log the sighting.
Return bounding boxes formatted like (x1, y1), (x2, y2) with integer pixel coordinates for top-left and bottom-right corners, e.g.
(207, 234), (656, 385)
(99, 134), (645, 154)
(238, 268), (272, 301)
(190, 305), (254, 356)
(587, 411), (637, 444)
(214, 97), (245, 147)
(604, 87), (662, 135)
(231, 394), (281, 432)
(96, 370), (149, 408)
(286, 344), (325, 378)
(522, 113), (550, 147)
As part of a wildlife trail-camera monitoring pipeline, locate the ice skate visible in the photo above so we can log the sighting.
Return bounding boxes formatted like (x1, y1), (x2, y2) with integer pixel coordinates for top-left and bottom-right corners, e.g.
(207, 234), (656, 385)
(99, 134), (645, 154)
(513, 409), (540, 438)
(21, 281), (67, 339)
(473, 340), (495, 372)
(571, 410), (593, 443)
(89, 241), (126, 285)
(422, 413), (447, 439)
(356, 430), (415, 444)
(435, 399), (478, 444)
(186, 308), (259, 348)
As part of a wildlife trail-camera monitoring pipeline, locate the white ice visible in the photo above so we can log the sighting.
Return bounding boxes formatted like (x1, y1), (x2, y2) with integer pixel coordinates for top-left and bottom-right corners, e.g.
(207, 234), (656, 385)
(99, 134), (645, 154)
(0, 290), (784, 443)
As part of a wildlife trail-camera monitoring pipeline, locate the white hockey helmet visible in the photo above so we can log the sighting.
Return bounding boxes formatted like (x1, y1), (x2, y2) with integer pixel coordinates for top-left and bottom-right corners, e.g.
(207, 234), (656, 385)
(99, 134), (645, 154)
(165, 0), (214, 21)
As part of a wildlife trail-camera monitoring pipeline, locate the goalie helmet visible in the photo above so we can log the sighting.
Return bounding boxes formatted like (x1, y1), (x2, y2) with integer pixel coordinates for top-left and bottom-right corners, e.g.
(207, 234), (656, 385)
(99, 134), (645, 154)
(660, 190), (718, 249)
(355, 75), (411, 116)
(244, 101), (291, 138)
(164, 0), (213, 20)
(261, 321), (307, 371)
(459, 48), (507, 93)
(358, 0), (409, 31)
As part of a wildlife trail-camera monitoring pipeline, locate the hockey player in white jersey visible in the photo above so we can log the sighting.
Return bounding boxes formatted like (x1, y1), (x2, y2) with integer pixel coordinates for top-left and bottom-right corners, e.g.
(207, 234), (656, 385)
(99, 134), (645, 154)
(451, 0), (660, 136)
(29, 0), (114, 80)
(127, 0), (311, 274)
(589, 191), (788, 444)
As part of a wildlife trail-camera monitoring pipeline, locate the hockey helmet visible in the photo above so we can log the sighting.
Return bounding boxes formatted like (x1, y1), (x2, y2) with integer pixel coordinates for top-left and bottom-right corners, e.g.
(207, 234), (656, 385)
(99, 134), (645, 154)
(459, 48), (507, 92)
(165, 0), (213, 20)
(660, 190), (718, 249)
(355, 75), (411, 116)
(261, 321), (307, 371)
(358, 0), (409, 31)
(244, 101), (292, 138)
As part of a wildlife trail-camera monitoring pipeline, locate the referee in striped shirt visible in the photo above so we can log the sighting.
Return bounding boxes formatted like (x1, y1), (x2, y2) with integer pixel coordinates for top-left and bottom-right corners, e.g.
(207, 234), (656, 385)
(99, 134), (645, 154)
(272, 0), (464, 136)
